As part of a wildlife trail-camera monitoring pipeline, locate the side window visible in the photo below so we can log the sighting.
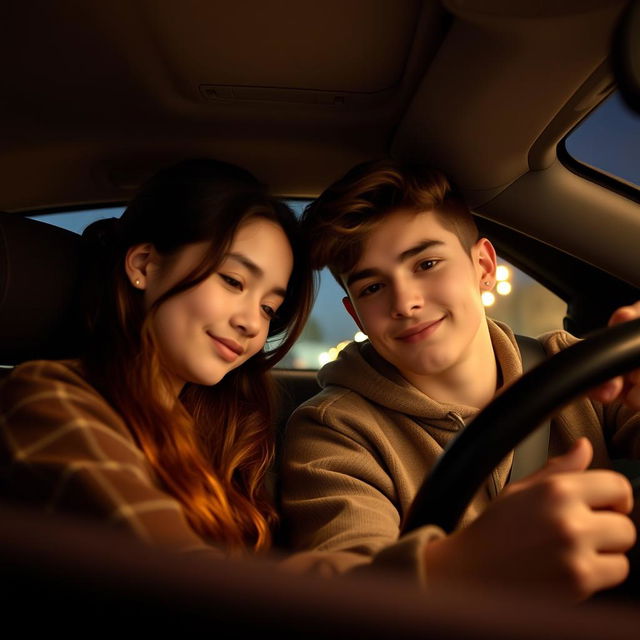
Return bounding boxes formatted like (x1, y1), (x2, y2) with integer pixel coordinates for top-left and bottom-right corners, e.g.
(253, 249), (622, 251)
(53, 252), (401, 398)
(477, 261), (566, 338)
(30, 204), (567, 370)
(30, 207), (125, 234)
(563, 92), (640, 189)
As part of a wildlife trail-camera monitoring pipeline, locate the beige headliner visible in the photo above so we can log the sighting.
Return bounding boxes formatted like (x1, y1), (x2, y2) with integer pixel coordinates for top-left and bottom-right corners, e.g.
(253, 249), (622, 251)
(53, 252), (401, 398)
(1, 0), (638, 284)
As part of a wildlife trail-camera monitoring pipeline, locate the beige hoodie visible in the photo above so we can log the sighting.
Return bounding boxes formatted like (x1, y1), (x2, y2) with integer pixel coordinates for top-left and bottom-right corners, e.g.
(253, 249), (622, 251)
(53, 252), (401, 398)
(280, 319), (640, 583)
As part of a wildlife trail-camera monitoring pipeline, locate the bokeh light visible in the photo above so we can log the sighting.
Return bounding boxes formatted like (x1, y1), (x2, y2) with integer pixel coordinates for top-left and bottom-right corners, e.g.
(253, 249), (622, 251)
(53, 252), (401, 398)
(482, 291), (496, 306)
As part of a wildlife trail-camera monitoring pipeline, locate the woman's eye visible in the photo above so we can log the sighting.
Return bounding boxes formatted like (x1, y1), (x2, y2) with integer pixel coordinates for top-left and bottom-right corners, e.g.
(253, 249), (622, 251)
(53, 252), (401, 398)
(261, 304), (277, 320)
(220, 274), (242, 290)
(418, 259), (438, 271)
(359, 282), (382, 298)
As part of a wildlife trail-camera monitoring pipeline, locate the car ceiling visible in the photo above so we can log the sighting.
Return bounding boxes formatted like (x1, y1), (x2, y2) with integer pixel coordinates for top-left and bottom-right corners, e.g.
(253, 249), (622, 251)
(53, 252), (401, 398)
(2, 0), (638, 288)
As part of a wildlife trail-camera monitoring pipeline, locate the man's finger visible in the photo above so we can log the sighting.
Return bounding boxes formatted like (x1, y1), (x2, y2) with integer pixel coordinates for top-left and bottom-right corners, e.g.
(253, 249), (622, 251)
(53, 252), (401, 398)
(589, 378), (623, 403)
(591, 511), (637, 552)
(557, 471), (634, 513)
(578, 554), (630, 597)
(515, 438), (592, 487)
(608, 304), (640, 327)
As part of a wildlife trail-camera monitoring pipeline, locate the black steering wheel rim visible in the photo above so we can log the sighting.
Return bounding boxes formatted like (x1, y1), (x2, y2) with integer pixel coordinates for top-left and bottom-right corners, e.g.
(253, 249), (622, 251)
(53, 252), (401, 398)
(402, 317), (640, 535)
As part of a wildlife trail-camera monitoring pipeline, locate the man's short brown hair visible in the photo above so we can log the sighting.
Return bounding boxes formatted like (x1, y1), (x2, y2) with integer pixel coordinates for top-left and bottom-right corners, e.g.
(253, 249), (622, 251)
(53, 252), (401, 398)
(302, 158), (479, 287)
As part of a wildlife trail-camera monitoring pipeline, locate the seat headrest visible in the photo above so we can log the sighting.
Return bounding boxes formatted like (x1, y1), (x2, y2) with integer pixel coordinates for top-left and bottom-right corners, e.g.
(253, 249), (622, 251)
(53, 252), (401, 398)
(0, 215), (83, 365)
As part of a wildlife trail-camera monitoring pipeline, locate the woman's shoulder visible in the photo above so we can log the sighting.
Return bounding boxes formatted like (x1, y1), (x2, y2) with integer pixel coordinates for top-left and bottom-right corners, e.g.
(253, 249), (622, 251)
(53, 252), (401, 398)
(0, 358), (134, 447)
(2, 359), (100, 409)
(5, 358), (86, 384)
(0, 361), (206, 549)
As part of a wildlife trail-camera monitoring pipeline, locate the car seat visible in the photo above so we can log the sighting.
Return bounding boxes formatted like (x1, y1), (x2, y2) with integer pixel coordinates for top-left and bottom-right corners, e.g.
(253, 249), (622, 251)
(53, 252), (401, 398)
(0, 215), (83, 369)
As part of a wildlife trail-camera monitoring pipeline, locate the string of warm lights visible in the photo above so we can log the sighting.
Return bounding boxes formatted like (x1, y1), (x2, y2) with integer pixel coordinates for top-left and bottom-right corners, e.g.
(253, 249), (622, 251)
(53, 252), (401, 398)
(318, 332), (367, 366)
(482, 264), (512, 307)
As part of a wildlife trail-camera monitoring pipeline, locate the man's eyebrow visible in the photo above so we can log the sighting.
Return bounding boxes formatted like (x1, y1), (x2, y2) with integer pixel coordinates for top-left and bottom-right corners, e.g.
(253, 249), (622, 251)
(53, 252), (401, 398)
(345, 240), (444, 288)
(226, 252), (286, 298)
(398, 239), (444, 262)
(346, 268), (379, 288)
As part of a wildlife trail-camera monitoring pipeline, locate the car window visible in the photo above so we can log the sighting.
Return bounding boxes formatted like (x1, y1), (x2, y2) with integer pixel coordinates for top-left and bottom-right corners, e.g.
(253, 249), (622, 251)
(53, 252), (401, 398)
(563, 91), (640, 189)
(31, 204), (566, 370)
(30, 207), (126, 234)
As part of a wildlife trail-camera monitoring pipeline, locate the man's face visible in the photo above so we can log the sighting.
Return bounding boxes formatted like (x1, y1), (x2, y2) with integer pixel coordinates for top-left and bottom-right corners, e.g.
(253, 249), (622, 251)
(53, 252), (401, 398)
(341, 208), (496, 387)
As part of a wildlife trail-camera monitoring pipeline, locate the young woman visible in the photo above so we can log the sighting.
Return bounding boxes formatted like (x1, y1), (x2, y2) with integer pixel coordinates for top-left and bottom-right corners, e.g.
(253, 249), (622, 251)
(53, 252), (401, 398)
(0, 158), (314, 555)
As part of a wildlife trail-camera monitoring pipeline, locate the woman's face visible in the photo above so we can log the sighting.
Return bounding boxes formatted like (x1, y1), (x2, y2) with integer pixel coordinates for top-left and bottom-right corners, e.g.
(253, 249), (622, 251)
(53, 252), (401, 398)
(142, 217), (294, 394)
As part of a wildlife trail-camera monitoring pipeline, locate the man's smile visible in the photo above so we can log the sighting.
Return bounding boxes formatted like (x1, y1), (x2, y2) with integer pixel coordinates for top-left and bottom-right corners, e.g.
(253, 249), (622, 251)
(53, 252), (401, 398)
(395, 316), (446, 343)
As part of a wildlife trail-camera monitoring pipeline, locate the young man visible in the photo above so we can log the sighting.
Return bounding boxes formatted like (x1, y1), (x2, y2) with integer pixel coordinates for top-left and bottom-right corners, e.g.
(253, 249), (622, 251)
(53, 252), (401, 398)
(280, 159), (639, 601)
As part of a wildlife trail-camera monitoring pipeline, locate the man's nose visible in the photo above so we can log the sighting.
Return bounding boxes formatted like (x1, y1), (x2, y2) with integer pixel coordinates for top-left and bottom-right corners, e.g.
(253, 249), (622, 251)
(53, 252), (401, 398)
(390, 281), (423, 318)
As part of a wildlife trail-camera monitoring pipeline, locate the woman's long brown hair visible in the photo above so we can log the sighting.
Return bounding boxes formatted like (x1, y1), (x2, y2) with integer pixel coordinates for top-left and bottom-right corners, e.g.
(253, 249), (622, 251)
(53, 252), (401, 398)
(79, 159), (314, 552)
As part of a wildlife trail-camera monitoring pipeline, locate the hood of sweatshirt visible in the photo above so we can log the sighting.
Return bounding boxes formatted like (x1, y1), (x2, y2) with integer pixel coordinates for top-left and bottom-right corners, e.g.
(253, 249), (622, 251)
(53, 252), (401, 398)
(317, 319), (524, 430)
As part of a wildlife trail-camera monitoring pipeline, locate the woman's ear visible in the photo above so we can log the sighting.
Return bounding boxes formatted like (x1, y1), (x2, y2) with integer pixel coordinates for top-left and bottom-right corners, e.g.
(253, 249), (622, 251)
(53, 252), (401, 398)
(474, 237), (497, 291)
(342, 296), (364, 332)
(124, 243), (159, 290)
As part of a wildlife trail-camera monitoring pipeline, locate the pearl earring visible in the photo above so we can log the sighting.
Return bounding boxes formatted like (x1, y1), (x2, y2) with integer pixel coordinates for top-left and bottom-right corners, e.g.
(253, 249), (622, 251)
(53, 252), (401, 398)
(135, 279), (141, 286)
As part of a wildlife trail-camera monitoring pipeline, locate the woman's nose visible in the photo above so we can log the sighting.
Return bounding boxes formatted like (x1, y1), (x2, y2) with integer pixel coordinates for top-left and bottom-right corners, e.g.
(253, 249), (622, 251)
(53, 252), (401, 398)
(230, 301), (261, 337)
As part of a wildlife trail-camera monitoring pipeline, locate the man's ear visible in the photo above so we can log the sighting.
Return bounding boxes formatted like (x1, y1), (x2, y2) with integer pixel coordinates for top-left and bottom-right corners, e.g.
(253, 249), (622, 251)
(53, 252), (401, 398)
(124, 243), (159, 290)
(342, 296), (364, 331)
(474, 237), (497, 290)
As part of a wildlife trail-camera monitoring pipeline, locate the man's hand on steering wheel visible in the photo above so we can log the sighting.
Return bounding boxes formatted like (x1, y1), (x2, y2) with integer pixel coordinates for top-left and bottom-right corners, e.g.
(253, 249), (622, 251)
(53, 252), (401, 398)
(413, 302), (640, 601)
(421, 438), (636, 603)
(590, 301), (640, 409)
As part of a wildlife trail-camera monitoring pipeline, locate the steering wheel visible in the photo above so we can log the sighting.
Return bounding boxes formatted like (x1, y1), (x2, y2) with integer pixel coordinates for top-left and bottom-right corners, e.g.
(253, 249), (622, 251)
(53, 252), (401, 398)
(401, 317), (640, 535)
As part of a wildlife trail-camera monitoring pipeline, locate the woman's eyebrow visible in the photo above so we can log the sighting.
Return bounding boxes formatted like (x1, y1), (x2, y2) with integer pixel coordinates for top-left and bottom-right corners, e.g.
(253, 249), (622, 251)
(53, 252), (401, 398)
(226, 253), (287, 298)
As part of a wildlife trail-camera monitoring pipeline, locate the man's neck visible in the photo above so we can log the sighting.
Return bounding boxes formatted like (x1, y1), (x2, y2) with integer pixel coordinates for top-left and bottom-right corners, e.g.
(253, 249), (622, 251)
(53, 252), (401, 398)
(400, 321), (498, 410)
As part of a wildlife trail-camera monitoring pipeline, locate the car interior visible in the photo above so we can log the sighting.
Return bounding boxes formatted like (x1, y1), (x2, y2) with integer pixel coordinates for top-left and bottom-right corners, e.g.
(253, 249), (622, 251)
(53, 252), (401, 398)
(2, 1), (640, 636)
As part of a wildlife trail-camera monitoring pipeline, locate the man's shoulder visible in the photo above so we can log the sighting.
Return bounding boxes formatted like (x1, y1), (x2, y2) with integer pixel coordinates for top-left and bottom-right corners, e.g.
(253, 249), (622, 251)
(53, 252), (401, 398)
(284, 383), (399, 454)
(536, 329), (580, 356)
(288, 378), (397, 432)
(292, 383), (376, 418)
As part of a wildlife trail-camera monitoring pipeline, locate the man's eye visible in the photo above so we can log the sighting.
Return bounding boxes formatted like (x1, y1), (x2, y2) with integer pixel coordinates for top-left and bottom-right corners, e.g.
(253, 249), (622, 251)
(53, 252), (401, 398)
(418, 259), (438, 271)
(220, 274), (242, 290)
(359, 283), (382, 298)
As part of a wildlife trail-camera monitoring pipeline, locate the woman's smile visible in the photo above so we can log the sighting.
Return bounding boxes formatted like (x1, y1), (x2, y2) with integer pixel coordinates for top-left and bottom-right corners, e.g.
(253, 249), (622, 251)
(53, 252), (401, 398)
(208, 333), (243, 362)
